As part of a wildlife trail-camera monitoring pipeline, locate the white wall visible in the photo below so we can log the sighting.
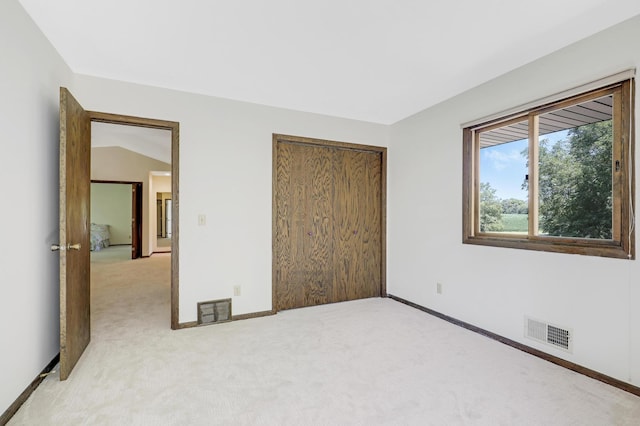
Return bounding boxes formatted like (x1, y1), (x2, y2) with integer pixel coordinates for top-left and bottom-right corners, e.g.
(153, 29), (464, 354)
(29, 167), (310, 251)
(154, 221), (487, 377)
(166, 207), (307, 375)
(91, 183), (132, 245)
(388, 14), (640, 386)
(0, 0), (73, 415)
(73, 75), (390, 322)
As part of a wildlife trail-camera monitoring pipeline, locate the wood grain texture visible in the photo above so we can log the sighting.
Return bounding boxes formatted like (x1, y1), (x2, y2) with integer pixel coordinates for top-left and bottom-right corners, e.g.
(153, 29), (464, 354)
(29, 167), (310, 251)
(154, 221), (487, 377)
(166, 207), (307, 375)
(89, 112), (177, 130)
(170, 123), (180, 329)
(462, 128), (473, 240)
(275, 143), (333, 310)
(59, 88), (91, 380)
(379, 148), (387, 297)
(176, 321), (198, 330)
(619, 79), (635, 258)
(274, 141), (293, 310)
(333, 149), (381, 302)
(274, 134), (386, 312)
(231, 310), (277, 321)
(463, 80), (635, 259)
(528, 115), (539, 236)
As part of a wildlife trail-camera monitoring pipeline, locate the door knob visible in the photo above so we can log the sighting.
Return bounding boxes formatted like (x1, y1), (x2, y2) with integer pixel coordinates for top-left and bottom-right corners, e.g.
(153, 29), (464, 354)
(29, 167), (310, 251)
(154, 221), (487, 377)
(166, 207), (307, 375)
(51, 243), (82, 251)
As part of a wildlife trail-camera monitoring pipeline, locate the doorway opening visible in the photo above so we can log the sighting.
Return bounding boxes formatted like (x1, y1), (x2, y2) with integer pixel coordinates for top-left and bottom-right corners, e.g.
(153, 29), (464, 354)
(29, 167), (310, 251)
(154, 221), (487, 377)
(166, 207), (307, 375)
(90, 180), (143, 259)
(150, 174), (172, 254)
(89, 112), (180, 330)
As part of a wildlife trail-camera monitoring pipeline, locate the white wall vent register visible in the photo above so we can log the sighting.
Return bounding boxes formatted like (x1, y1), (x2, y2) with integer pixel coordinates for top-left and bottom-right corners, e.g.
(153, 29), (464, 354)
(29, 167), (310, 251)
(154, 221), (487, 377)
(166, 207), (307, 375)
(525, 316), (572, 353)
(198, 299), (232, 325)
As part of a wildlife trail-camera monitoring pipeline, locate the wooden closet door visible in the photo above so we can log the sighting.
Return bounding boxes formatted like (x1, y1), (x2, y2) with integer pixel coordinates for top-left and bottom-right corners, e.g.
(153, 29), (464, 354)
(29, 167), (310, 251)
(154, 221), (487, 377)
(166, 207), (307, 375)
(275, 142), (334, 310)
(333, 149), (382, 301)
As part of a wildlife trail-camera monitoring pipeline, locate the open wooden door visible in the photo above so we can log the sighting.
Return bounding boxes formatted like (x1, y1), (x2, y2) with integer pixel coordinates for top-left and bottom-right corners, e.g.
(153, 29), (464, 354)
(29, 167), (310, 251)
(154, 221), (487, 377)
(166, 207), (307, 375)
(56, 87), (91, 380)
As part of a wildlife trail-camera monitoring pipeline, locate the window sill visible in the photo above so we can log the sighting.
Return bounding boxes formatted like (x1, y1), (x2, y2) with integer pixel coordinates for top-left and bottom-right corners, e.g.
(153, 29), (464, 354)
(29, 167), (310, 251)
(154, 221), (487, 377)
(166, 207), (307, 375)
(463, 235), (633, 260)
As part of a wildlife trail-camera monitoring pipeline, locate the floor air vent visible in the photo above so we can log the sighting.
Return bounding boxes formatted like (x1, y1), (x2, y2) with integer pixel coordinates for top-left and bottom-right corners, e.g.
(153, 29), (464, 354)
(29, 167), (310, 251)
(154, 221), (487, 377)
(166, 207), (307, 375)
(525, 317), (572, 352)
(198, 298), (232, 325)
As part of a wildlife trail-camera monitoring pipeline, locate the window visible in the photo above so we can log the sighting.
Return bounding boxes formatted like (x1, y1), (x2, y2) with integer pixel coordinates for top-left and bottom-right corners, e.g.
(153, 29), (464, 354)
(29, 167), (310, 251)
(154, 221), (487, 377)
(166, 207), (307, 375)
(463, 78), (635, 259)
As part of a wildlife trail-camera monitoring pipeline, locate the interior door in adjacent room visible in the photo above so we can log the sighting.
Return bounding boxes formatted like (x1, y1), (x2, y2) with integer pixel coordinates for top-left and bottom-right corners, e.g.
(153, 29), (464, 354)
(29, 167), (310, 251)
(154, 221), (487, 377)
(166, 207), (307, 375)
(57, 87), (91, 380)
(274, 135), (386, 311)
(131, 182), (143, 259)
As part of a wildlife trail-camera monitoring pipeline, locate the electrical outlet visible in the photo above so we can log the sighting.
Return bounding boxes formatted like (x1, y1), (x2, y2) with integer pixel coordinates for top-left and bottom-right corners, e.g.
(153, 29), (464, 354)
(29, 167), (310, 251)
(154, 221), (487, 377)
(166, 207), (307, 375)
(436, 282), (443, 294)
(233, 285), (241, 297)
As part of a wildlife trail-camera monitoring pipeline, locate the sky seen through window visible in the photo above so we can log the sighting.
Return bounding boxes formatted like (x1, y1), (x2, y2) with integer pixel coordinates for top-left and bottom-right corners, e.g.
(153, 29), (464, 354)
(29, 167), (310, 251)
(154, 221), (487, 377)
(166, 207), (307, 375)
(480, 130), (569, 201)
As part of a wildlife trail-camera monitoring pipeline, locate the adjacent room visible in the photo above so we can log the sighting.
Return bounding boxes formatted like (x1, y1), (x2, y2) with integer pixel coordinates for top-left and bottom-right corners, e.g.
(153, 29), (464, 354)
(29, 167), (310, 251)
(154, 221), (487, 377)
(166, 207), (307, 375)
(2, 0), (640, 424)
(88, 123), (174, 348)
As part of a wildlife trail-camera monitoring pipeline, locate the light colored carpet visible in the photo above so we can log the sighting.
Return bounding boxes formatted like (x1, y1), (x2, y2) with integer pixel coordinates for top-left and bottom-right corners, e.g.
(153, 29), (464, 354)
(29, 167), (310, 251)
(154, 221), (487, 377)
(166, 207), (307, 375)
(9, 250), (640, 425)
(90, 245), (132, 263)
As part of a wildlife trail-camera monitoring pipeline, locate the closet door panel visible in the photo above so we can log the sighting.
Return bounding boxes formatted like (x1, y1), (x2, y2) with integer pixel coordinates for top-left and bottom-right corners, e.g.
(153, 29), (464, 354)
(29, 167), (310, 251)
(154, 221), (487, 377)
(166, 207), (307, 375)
(303, 144), (334, 307)
(274, 142), (295, 310)
(333, 149), (382, 301)
(275, 142), (333, 310)
(360, 151), (383, 298)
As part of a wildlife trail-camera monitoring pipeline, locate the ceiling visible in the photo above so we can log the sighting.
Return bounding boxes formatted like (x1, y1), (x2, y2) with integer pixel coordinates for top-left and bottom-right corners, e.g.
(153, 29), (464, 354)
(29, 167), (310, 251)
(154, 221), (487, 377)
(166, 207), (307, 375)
(92, 122), (171, 164)
(18, 0), (640, 125)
